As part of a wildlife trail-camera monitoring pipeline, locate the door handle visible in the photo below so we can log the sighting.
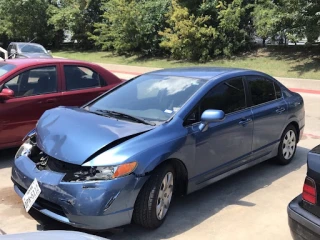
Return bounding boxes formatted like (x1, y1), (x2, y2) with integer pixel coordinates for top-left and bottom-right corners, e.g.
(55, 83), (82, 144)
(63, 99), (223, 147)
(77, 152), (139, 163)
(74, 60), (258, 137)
(239, 118), (252, 126)
(276, 107), (285, 114)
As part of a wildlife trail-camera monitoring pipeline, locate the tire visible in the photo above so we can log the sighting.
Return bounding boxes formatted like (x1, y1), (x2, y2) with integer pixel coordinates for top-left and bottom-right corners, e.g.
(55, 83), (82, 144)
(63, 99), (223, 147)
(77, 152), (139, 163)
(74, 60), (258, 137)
(133, 163), (175, 229)
(275, 124), (298, 165)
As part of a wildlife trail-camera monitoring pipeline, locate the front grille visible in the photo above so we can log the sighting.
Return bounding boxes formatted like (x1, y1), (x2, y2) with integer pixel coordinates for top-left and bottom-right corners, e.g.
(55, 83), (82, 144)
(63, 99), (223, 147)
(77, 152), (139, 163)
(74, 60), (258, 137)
(36, 197), (66, 217)
(30, 145), (92, 182)
(29, 146), (89, 174)
(46, 156), (85, 173)
(15, 182), (66, 217)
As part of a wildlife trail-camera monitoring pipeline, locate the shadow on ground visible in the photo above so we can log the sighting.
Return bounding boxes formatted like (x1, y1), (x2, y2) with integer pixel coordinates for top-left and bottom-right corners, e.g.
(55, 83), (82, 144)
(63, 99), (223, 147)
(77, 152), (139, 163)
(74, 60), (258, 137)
(0, 148), (18, 169)
(260, 47), (320, 77)
(9, 145), (307, 240)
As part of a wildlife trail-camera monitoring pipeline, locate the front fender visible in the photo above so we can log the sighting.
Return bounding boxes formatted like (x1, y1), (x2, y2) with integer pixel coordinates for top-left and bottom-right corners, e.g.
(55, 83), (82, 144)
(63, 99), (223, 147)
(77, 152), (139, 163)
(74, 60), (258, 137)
(133, 136), (189, 175)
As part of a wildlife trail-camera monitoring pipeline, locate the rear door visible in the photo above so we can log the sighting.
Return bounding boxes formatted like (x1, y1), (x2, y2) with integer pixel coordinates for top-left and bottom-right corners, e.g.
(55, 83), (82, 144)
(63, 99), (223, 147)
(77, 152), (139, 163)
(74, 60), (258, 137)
(246, 75), (288, 156)
(59, 64), (110, 107)
(0, 65), (61, 147)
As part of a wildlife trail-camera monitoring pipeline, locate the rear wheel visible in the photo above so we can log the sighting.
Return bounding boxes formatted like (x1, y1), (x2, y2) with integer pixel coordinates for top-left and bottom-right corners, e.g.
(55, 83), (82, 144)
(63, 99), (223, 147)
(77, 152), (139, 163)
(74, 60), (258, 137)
(133, 163), (174, 229)
(276, 124), (297, 165)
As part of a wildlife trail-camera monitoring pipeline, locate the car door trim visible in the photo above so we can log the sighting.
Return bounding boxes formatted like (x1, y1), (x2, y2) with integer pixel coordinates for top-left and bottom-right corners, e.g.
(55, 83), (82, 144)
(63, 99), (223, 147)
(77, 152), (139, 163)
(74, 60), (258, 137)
(190, 150), (270, 185)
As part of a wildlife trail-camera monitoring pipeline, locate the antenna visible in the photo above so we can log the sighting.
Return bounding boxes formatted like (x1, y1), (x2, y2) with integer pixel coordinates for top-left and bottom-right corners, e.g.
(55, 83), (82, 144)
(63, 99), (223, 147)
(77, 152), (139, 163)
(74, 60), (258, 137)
(7, 37), (37, 60)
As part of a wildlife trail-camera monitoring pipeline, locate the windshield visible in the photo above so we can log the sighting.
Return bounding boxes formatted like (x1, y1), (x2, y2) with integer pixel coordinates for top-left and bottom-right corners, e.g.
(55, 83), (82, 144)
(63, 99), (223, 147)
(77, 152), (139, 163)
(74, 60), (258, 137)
(18, 44), (46, 53)
(0, 63), (16, 77)
(88, 74), (207, 122)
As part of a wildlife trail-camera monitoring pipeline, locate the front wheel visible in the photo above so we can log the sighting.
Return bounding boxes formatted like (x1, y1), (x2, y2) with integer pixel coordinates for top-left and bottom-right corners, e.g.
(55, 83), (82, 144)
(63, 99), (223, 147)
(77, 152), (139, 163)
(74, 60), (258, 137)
(275, 125), (297, 165)
(133, 163), (175, 229)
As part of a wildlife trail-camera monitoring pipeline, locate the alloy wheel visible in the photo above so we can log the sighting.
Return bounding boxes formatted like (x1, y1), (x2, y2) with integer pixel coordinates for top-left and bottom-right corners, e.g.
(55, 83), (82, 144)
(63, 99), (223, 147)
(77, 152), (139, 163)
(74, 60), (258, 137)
(282, 130), (296, 160)
(156, 172), (174, 220)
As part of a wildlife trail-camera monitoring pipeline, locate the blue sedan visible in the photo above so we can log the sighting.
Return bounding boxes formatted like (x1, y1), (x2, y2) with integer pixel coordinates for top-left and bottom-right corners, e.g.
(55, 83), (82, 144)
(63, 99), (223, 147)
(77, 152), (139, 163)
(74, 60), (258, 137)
(11, 67), (305, 230)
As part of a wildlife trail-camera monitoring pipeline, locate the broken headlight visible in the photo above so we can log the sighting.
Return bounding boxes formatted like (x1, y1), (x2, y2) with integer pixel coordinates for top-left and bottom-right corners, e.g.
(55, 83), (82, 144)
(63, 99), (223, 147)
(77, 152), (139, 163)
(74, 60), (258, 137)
(63, 162), (138, 182)
(15, 139), (34, 160)
(15, 130), (37, 160)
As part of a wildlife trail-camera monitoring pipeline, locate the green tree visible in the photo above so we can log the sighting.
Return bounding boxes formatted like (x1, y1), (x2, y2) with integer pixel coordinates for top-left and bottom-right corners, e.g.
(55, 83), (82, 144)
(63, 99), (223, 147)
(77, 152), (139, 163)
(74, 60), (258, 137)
(159, 0), (218, 61)
(217, 0), (252, 55)
(252, 0), (280, 46)
(299, 0), (320, 43)
(92, 0), (170, 55)
(47, 0), (102, 49)
(0, 0), (54, 46)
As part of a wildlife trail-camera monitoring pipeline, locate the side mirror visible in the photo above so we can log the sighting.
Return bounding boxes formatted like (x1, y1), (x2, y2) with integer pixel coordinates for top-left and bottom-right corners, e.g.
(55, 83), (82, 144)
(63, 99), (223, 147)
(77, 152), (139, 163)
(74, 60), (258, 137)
(10, 49), (16, 55)
(0, 88), (14, 101)
(47, 50), (52, 54)
(199, 109), (225, 132)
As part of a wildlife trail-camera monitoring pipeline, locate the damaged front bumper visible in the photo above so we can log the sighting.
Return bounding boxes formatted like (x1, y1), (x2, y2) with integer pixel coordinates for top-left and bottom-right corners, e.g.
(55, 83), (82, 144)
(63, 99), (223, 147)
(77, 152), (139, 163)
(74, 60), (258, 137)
(11, 156), (148, 230)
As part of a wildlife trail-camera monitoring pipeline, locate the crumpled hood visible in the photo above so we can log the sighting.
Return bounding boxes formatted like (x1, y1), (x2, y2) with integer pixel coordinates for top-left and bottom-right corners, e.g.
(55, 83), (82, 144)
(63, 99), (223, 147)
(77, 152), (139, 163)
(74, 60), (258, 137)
(36, 107), (155, 165)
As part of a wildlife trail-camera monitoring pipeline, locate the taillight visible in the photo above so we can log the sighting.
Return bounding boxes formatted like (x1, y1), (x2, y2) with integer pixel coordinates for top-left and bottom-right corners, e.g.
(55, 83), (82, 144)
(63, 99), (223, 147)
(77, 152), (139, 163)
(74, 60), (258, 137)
(302, 177), (317, 204)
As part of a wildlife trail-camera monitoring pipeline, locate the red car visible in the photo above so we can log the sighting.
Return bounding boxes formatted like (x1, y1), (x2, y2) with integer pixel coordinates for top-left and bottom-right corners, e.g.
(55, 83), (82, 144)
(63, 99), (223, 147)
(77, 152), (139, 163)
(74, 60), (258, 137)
(0, 58), (122, 150)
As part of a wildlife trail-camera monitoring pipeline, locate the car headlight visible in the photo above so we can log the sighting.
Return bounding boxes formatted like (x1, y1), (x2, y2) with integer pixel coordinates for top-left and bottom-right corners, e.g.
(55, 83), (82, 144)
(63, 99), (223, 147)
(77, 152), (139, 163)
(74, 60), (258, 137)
(15, 139), (33, 160)
(63, 162), (138, 182)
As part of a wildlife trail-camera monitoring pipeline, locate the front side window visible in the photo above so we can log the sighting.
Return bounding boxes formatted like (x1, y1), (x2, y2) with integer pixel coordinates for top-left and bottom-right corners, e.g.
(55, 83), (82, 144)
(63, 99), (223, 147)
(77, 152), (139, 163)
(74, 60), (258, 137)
(247, 76), (276, 105)
(4, 66), (57, 97)
(88, 74), (207, 122)
(184, 78), (246, 125)
(200, 78), (246, 115)
(64, 65), (101, 91)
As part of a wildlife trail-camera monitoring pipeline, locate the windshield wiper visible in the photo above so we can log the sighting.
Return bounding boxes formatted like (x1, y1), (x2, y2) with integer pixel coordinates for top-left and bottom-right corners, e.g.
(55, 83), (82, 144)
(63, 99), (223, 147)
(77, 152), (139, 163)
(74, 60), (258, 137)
(96, 110), (156, 126)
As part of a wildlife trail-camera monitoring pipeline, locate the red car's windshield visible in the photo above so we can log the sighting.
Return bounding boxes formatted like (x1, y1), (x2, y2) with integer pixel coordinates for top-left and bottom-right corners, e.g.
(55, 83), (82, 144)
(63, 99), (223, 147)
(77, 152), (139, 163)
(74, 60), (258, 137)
(0, 63), (16, 77)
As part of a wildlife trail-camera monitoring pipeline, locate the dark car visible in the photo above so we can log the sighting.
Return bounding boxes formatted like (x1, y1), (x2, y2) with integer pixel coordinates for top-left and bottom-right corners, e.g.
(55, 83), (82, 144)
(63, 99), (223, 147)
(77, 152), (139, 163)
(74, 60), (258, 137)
(12, 67), (305, 230)
(288, 145), (320, 240)
(7, 42), (52, 59)
(0, 58), (122, 150)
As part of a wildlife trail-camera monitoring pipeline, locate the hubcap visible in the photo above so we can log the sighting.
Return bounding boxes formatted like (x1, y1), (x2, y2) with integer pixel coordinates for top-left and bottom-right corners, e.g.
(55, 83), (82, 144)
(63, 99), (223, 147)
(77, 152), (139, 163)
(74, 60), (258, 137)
(282, 130), (296, 160)
(156, 172), (174, 220)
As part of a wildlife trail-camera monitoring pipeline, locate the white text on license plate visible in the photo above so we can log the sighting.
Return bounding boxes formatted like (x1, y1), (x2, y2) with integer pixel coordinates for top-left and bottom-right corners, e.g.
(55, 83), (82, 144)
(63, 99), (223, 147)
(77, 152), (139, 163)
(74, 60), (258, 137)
(22, 178), (41, 212)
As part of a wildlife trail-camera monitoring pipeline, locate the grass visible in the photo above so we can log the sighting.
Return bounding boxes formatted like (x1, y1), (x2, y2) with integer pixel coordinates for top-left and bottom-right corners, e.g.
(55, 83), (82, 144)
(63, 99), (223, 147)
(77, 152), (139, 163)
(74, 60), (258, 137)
(54, 47), (320, 79)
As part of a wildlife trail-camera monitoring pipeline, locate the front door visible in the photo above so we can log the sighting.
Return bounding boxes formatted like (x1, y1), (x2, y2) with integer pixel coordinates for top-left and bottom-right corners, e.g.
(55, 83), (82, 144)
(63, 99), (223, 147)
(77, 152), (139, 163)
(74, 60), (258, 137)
(186, 77), (253, 185)
(0, 65), (60, 148)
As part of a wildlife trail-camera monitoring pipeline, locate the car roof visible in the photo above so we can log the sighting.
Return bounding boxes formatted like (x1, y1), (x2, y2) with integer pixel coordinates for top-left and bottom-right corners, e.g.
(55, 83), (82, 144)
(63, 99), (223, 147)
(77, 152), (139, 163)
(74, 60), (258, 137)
(3, 58), (99, 68)
(10, 42), (43, 46)
(149, 67), (262, 80)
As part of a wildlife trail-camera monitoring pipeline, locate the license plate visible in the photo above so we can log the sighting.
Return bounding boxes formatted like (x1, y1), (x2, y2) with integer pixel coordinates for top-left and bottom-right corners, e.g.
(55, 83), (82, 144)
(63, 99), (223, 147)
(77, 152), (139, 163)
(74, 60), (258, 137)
(22, 178), (41, 212)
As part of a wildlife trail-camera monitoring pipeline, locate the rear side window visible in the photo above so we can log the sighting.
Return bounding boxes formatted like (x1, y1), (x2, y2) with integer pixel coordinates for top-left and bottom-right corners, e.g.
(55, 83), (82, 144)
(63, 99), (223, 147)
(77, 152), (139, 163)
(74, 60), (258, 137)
(64, 65), (102, 91)
(247, 76), (276, 105)
(274, 82), (282, 98)
(0, 63), (16, 77)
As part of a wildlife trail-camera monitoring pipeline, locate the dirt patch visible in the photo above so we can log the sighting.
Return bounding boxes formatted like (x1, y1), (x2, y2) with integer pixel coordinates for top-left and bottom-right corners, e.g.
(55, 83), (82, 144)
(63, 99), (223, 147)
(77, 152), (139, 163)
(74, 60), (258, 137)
(1, 187), (21, 206)
(0, 187), (32, 219)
